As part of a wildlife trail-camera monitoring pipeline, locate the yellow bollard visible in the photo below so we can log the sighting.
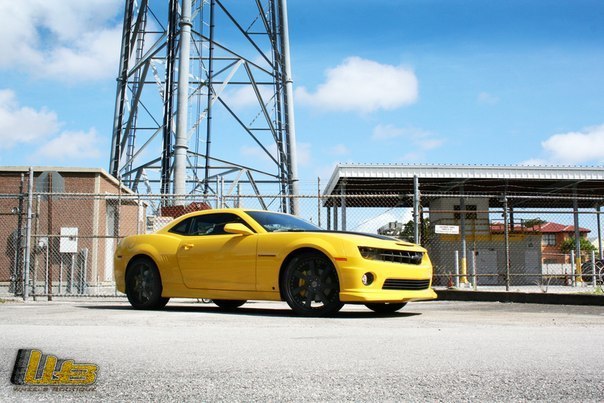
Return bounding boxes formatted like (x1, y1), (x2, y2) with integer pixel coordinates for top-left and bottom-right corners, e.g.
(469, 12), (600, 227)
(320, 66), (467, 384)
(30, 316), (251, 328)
(460, 256), (469, 284)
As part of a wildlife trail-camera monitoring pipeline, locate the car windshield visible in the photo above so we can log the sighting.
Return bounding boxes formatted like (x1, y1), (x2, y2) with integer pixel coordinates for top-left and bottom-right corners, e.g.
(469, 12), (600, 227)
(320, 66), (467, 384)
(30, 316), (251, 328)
(245, 211), (321, 233)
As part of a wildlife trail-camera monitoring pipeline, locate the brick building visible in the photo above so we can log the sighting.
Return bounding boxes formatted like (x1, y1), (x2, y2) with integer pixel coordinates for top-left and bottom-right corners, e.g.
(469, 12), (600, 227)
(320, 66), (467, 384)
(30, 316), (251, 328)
(0, 167), (144, 296)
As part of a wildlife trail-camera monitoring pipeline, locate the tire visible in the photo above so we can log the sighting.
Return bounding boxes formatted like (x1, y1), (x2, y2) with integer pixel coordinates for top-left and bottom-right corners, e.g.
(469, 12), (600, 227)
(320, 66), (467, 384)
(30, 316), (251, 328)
(212, 299), (246, 311)
(281, 252), (343, 317)
(126, 257), (169, 310)
(364, 302), (407, 314)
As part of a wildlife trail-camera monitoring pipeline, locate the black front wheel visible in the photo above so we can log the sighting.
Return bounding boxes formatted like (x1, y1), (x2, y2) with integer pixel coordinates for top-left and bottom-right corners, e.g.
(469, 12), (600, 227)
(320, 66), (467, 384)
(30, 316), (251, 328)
(364, 302), (407, 314)
(282, 252), (343, 317)
(212, 299), (246, 311)
(126, 257), (169, 310)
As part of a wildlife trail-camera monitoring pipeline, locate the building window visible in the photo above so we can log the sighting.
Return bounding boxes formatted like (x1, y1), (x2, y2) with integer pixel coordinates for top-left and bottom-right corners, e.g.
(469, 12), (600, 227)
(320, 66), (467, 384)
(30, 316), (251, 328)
(542, 233), (556, 246)
(454, 205), (477, 220)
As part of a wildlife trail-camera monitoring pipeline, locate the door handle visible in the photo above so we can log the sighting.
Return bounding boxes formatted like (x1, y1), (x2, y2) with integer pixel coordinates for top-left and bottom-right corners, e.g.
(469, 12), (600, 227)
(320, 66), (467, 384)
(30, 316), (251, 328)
(183, 243), (194, 250)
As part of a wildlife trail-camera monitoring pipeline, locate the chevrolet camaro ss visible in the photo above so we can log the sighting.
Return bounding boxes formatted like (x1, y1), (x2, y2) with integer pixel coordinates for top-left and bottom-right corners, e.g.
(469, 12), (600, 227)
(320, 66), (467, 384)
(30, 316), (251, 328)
(114, 209), (436, 316)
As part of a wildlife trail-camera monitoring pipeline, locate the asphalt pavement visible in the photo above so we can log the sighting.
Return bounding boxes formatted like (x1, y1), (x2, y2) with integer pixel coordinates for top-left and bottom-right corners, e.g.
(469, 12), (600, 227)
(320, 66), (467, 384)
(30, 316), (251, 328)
(1, 299), (603, 401)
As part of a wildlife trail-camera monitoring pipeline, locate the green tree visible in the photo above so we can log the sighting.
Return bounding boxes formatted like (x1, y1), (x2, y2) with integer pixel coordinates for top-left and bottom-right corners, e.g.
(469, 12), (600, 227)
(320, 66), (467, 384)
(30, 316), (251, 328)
(559, 237), (597, 255)
(522, 218), (546, 228)
(399, 218), (432, 243)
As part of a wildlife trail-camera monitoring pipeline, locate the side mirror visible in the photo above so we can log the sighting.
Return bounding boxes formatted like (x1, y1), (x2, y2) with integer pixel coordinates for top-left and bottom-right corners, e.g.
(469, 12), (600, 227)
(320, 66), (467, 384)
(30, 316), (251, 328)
(224, 223), (254, 236)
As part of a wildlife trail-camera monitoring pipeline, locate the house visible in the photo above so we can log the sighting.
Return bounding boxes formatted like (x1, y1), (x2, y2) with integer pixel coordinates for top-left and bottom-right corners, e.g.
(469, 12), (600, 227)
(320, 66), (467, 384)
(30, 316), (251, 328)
(491, 222), (591, 265)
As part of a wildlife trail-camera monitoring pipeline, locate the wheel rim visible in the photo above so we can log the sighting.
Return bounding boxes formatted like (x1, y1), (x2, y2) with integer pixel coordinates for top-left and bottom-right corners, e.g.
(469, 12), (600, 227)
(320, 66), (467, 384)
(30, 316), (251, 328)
(132, 264), (154, 304)
(287, 256), (339, 310)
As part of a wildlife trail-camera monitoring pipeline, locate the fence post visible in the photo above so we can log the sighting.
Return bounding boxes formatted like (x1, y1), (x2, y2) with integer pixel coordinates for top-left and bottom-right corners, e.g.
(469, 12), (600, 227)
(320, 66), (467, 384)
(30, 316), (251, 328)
(317, 177), (321, 228)
(14, 174), (25, 296)
(333, 205), (338, 231)
(454, 250), (460, 288)
(570, 250), (575, 286)
(502, 195), (511, 291)
(591, 250), (597, 288)
(340, 181), (346, 231)
(32, 195), (41, 299)
(459, 189), (469, 285)
(597, 206), (603, 260)
(23, 167), (34, 300)
(472, 249), (477, 290)
(573, 189), (583, 283)
(413, 175), (420, 244)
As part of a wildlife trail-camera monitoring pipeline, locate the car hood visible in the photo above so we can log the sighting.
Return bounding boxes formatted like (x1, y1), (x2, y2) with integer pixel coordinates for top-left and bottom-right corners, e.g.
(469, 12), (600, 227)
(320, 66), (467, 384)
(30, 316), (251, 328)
(304, 230), (423, 251)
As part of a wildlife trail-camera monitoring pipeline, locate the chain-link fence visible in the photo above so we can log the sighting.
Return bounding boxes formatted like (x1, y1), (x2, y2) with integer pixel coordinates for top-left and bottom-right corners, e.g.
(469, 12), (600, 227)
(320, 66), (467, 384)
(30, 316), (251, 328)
(2, 188), (603, 299)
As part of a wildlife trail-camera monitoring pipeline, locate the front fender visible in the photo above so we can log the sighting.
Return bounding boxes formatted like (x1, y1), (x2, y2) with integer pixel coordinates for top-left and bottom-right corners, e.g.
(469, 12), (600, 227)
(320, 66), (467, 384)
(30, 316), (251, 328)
(255, 233), (346, 292)
(114, 234), (182, 293)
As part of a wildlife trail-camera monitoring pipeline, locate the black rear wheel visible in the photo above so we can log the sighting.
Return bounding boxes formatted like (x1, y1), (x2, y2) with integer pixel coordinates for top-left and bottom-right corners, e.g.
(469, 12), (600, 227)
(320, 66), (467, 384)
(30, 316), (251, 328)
(364, 302), (407, 314)
(212, 299), (246, 311)
(282, 252), (343, 317)
(126, 257), (169, 310)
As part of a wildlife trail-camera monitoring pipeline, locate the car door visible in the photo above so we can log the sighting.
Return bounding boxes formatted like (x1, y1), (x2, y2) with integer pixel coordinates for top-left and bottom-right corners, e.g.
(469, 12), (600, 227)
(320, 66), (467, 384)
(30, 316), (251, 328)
(175, 213), (257, 290)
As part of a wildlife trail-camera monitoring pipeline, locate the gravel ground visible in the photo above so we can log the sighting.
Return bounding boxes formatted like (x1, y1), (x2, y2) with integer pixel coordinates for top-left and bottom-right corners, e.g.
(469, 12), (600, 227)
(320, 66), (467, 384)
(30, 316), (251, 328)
(1, 299), (603, 402)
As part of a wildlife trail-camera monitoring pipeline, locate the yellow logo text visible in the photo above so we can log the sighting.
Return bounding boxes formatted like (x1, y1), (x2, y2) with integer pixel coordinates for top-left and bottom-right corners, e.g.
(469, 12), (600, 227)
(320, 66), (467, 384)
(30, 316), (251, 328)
(11, 349), (98, 387)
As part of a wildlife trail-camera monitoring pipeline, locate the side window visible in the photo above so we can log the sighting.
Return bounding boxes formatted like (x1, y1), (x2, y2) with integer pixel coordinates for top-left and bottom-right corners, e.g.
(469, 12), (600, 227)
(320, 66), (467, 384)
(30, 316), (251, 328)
(169, 217), (193, 235)
(171, 213), (252, 236)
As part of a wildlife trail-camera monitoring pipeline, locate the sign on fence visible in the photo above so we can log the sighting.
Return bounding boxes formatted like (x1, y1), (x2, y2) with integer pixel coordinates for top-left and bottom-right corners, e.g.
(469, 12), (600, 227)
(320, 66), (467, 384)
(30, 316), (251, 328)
(434, 225), (460, 235)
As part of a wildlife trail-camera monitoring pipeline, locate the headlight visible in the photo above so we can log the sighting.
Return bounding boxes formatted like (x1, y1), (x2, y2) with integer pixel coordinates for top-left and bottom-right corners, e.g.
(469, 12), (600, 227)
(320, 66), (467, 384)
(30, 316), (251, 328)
(358, 247), (380, 260)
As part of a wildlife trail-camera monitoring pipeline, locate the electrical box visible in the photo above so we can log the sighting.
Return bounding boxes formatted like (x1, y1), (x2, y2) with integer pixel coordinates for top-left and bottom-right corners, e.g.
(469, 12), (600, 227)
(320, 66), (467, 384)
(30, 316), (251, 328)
(60, 227), (78, 253)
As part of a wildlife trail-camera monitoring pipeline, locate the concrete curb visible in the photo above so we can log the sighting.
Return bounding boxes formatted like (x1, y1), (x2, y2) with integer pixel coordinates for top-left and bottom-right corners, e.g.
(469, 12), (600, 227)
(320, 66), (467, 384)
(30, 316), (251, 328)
(436, 289), (604, 306)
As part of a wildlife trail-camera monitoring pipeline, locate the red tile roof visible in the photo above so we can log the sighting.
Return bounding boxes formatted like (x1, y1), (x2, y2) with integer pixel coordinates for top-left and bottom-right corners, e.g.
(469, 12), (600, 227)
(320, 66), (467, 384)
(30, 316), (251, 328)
(490, 222), (590, 234)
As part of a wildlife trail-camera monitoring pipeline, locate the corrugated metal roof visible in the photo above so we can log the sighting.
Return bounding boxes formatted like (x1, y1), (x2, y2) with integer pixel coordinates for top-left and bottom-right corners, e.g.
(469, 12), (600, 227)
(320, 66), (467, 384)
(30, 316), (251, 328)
(325, 164), (604, 194)
(323, 164), (604, 208)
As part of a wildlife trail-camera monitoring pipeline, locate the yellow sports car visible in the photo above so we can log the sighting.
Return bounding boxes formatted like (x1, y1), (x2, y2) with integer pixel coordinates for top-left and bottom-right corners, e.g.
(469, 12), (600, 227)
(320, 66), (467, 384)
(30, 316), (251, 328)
(114, 209), (436, 316)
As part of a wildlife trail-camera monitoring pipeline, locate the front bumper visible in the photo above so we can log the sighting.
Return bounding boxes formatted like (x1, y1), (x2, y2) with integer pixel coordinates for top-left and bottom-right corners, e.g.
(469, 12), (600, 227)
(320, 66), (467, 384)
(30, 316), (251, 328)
(336, 257), (436, 303)
(339, 287), (437, 303)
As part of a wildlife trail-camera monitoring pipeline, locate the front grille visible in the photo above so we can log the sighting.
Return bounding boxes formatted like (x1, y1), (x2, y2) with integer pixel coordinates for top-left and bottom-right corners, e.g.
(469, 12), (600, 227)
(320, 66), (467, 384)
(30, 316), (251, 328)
(379, 250), (423, 265)
(382, 279), (431, 290)
(358, 247), (424, 265)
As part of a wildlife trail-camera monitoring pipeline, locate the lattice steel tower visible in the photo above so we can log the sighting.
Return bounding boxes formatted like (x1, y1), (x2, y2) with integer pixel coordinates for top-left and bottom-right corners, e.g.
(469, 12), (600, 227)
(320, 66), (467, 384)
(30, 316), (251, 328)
(109, 0), (299, 213)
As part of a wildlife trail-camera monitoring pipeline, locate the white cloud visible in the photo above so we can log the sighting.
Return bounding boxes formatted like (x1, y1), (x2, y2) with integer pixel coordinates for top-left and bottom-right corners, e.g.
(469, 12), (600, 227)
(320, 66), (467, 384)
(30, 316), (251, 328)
(0, 0), (122, 81)
(33, 129), (103, 161)
(0, 89), (104, 164)
(296, 57), (418, 114)
(0, 89), (60, 148)
(42, 28), (122, 80)
(527, 124), (604, 165)
(224, 86), (275, 109)
(372, 124), (444, 150)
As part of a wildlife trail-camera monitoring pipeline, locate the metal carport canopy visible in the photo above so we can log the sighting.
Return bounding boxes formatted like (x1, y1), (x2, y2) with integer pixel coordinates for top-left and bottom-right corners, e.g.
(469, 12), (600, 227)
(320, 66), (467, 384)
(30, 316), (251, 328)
(323, 164), (604, 208)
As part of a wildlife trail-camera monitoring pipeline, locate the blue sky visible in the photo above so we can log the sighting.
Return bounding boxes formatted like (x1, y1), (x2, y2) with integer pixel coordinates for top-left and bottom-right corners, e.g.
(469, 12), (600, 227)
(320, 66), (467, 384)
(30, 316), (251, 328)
(1, 0), (603, 194)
